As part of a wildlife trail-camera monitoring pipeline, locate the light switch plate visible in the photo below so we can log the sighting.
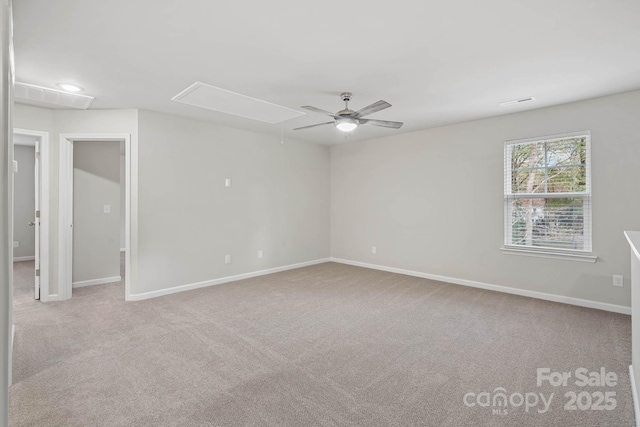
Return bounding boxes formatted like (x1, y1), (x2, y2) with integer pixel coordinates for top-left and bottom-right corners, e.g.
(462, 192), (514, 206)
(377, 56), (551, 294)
(225, 255), (231, 264)
(613, 275), (624, 287)
(225, 178), (232, 188)
(258, 250), (263, 259)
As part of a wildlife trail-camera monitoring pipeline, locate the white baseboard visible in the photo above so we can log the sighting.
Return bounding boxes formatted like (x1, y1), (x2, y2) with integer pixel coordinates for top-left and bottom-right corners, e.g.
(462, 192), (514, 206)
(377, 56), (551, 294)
(73, 276), (122, 288)
(330, 258), (631, 315)
(631, 365), (640, 427)
(127, 258), (330, 301)
(13, 256), (35, 262)
(45, 294), (62, 302)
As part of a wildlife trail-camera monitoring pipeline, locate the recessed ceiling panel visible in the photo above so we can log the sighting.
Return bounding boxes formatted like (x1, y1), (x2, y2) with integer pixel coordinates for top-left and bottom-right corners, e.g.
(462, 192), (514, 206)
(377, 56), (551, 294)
(171, 82), (305, 124)
(14, 82), (94, 109)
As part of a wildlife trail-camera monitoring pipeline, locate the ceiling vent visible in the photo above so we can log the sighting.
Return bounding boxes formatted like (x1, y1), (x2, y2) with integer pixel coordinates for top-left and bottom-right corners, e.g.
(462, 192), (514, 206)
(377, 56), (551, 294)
(171, 82), (304, 124)
(499, 97), (536, 107)
(14, 82), (95, 109)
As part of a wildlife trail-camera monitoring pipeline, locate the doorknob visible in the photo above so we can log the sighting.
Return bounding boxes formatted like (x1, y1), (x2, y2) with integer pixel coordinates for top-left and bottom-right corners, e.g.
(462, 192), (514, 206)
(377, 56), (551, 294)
(28, 221), (36, 226)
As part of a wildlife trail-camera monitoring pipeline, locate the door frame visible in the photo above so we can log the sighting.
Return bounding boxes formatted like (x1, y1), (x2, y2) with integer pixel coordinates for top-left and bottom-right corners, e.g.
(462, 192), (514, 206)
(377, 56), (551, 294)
(14, 128), (49, 301)
(34, 137), (39, 299)
(58, 133), (132, 301)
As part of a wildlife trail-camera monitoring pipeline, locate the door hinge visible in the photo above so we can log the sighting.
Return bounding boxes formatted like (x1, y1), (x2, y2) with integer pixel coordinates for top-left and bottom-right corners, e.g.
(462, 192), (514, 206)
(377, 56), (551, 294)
(35, 269), (40, 277)
(36, 210), (40, 218)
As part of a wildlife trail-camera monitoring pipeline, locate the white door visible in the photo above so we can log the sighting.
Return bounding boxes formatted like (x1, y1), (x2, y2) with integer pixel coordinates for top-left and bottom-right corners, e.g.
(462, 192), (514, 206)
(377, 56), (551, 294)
(34, 140), (40, 299)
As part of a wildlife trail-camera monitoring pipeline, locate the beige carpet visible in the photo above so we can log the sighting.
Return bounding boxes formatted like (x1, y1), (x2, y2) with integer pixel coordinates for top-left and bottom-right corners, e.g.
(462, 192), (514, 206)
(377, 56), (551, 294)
(9, 259), (634, 426)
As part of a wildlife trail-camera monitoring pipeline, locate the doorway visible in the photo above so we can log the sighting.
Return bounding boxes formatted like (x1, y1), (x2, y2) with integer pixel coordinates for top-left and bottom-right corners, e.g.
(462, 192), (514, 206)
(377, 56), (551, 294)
(58, 134), (131, 300)
(12, 128), (49, 301)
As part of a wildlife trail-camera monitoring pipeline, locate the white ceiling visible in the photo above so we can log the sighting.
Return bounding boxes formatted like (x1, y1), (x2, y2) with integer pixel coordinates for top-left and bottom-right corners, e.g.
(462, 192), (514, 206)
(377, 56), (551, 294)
(12, 0), (640, 145)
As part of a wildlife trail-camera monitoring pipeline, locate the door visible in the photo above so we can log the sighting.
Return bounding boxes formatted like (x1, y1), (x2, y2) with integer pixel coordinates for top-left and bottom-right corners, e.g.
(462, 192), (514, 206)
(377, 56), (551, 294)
(34, 140), (40, 299)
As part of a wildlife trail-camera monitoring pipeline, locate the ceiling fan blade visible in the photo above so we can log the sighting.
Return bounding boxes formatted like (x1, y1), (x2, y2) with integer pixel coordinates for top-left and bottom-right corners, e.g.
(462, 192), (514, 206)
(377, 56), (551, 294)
(354, 100), (391, 118)
(301, 106), (339, 118)
(293, 121), (334, 131)
(359, 119), (404, 129)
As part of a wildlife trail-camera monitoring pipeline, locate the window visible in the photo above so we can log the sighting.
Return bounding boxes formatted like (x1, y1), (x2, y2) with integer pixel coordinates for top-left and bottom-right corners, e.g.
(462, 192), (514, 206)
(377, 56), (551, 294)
(504, 131), (591, 254)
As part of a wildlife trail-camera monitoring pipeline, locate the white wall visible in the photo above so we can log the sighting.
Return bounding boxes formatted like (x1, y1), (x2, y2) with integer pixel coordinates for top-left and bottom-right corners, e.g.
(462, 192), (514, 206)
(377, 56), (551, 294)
(12, 105), (138, 297)
(1, 1), (12, 424)
(12, 145), (34, 258)
(331, 90), (640, 308)
(12, 90), (639, 309)
(135, 110), (330, 295)
(12, 105), (331, 299)
(73, 141), (120, 284)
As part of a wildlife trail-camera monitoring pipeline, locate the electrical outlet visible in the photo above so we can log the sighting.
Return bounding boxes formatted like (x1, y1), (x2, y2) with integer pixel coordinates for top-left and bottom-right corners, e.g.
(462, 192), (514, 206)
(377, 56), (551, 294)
(103, 205), (111, 214)
(13, 241), (19, 248)
(371, 246), (377, 254)
(613, 275), (624, 287)
(225, 255), (231, 264)
(258, 250), (263, 259)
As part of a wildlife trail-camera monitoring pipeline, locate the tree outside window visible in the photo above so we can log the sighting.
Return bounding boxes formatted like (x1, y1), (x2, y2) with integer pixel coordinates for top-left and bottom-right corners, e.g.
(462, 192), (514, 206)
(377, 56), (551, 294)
(504, 133), (591, 252)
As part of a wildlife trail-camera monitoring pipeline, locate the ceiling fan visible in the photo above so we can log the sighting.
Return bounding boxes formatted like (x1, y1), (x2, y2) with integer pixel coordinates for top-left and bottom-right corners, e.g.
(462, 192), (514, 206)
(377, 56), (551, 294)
(294, 92), (403, 132)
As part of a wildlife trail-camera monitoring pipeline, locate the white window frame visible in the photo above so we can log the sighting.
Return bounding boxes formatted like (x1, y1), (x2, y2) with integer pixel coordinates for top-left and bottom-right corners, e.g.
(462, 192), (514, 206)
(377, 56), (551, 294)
(502, 130), (596, 263)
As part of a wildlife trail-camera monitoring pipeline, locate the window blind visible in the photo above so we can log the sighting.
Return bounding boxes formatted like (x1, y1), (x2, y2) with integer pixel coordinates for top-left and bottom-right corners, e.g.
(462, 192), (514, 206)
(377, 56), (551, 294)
(504, 131), (591, 252)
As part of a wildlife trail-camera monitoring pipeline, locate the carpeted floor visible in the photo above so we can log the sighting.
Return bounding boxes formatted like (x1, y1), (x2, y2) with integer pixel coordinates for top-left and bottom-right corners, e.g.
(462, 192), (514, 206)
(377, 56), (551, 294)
(9, 258), (634, 426)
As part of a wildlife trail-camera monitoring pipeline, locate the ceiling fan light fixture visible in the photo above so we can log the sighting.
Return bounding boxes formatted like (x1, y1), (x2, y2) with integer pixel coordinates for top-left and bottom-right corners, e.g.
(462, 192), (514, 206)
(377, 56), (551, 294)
(293, 93), (403, 132)
(335, 118), (358, 132)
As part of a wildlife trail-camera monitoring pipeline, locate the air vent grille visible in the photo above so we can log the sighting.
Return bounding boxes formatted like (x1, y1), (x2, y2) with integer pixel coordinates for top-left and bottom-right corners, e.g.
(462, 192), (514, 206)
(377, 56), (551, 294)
(15, 82), (94, 109)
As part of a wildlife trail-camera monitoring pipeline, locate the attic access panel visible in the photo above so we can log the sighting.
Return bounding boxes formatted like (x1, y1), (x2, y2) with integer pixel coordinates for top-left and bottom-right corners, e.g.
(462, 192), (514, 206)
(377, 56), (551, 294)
(171, 82), (304, 124)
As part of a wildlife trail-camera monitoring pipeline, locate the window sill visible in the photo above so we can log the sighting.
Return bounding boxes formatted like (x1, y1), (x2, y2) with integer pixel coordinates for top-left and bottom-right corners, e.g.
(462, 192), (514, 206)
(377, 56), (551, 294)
(500, 247), (598, 263)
